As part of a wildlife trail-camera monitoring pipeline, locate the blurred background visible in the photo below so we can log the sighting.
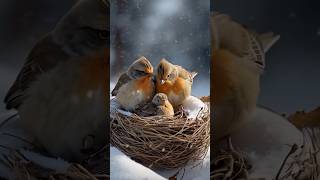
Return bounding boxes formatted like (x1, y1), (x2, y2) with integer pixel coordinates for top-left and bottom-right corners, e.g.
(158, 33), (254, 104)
(213, 0), (320, 114)
(0, 0), (76, 114)
(110, 0), (210, 97)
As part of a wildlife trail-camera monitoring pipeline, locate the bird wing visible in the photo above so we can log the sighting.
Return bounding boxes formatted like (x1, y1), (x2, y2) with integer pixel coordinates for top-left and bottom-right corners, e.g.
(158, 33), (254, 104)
(257, 32), (280, 53)
(136, 103), (157, 117)
(111, 73), (131, 96)
(156, 106), (167, 116)
(175, 65), (197, 83)
(4, 34), (69, 109)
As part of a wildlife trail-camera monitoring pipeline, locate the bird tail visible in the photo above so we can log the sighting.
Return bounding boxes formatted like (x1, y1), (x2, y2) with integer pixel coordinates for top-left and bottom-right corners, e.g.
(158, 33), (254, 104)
(258, 32), (280, 53)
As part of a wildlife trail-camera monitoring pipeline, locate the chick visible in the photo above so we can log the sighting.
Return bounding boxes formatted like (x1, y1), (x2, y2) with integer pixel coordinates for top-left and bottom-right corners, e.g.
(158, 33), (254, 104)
(113, 56), (155, 111)
(156, 59), (197, 108)
(140, 93), (174, 117)
(211, 12), (280, 141)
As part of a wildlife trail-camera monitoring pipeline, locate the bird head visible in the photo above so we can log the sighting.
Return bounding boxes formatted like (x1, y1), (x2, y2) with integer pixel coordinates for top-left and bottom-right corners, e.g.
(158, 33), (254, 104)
(52, 0), (109, 56)
(152, 93), (169, 106)
(157, 59), (178, 85)
(211, 12), (280, 73)
(127, 56), (154, 79)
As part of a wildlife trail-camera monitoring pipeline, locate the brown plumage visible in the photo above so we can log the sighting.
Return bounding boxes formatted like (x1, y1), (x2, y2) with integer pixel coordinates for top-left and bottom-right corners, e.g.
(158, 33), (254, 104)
(156, 58), (197, 108)
(4, 0), (109, 110)
(140, 93), (174, 117)
(211, 12), (280, 141)
(113, 56), (155, 111)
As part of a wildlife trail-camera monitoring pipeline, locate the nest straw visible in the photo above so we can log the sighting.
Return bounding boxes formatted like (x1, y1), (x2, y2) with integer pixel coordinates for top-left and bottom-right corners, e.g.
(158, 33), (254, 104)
(110, 99), (210, 169)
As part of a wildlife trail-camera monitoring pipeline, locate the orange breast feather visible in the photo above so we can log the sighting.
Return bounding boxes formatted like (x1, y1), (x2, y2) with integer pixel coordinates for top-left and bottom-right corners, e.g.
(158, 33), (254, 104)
(157, 77), (185, 95)
(172, 77), (186, 94)
(135, 76), (154, 95)
(78, 49), (109, 103)
(212, 49), (234, 103)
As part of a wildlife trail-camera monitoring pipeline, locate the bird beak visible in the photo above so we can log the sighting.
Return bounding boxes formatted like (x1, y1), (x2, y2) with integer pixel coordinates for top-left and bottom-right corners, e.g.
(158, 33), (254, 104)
(160, 80), (165, 84)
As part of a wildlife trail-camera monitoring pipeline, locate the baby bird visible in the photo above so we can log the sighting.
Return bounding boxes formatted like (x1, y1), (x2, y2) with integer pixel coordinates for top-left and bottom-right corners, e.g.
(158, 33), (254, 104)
(142, 93), (174, 116)
(211, 12), (280, 141)
(156, 59), (197, 109)
(112, 56), (155, 111)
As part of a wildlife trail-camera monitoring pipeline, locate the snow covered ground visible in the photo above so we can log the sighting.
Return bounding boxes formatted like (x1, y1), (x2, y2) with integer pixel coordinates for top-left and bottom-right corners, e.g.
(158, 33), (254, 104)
(231, 106), (303, 179)
(110, 146), (210, 180)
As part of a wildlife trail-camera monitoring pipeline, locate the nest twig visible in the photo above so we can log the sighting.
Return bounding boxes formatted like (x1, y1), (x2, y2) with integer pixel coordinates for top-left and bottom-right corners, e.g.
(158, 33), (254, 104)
(0, 148), (106, 180)
(0, 114), (109, 180)
(276, 128), (320, 180)
(110, 100), (210, 169)
(211, 138), (253, 180)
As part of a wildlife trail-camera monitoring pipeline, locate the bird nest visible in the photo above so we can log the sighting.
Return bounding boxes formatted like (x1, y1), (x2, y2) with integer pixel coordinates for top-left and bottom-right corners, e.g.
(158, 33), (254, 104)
(110, 98), (210, 169)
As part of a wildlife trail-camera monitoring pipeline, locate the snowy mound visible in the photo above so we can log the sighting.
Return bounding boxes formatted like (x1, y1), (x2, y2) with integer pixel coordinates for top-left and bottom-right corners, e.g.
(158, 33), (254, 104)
(231, 106), (303, 179)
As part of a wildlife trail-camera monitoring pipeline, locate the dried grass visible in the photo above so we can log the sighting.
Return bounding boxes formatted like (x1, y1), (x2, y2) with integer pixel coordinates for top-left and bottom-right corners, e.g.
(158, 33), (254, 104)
(0, 114), (109, 180)
(110, 99), (210, 169)
(1, 148), (108, 180)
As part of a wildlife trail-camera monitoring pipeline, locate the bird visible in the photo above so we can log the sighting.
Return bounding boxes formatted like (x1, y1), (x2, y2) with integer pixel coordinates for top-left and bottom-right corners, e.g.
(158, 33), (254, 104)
(211, 12), (280, 141)
(4, 0), (109, 110)
(112, 56), (155, 111)
(5, 0), (110, 162)
(156, 58), (197, 109)
(140, 93), (174, 117)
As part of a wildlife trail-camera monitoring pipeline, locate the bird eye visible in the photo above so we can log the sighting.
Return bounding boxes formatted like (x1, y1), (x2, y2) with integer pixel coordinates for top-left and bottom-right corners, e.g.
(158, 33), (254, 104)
(168, 73), (175, 79)
(98, 30), (109, 40)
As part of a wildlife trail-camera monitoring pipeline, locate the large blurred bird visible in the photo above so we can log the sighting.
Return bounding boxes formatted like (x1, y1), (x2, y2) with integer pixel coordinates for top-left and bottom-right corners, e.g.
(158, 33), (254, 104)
(211, 12), (280, 141)
(4, 0), (109, 161)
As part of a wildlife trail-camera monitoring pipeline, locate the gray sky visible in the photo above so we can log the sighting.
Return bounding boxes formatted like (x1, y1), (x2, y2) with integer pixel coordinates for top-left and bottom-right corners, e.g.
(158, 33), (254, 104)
(213, 0), (320, 114)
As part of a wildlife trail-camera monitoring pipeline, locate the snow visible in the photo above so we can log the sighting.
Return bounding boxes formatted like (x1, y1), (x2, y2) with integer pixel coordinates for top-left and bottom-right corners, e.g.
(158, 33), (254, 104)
(110, 146), (210, 180)
(19, 149), (70, 172)
(110, 147), (166, 180)
(110, 97), (121, 119)
(117, 109), (134, 117)
(0, 111), (33, 151)
(157, 147), (210, 180)
(230, 106), (303, 179)
(110, 98), (134, 118)
(182, 96), (206, 120)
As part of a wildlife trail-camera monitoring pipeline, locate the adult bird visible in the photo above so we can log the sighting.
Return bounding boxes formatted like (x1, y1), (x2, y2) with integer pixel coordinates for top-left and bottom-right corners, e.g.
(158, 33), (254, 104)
(4, 0), (110, 162)
(211, 12), (280, 141)
(112, 56), (155, 111)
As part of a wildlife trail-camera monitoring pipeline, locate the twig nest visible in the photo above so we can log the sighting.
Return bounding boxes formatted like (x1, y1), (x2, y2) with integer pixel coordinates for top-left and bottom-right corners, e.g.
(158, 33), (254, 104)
(110, 96), (210, 169)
